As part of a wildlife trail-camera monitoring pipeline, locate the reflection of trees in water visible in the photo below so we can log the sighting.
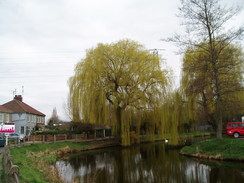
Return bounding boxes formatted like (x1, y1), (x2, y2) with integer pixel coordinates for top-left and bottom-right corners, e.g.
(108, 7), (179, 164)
(209, 165), (244, 183)
(56, 143), (244, 183)
(122, 144), (183, 182)
(68, 154), (97, 172)
(63, 151), (117, 183)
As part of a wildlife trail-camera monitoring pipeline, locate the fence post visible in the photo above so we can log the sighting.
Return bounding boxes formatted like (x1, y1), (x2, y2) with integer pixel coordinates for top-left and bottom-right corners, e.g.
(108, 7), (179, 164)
(54, 135), (56, 143)
(33, 135), (35, 144)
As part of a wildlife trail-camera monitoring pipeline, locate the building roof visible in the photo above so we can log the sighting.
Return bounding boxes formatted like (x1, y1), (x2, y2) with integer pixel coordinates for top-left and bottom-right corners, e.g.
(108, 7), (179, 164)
(0, 105), (12, 113)
(2, 95), (45, 116)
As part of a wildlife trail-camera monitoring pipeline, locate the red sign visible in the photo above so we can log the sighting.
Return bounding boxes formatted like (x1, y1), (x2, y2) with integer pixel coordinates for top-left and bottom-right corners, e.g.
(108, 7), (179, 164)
(0, 123), (15, 133)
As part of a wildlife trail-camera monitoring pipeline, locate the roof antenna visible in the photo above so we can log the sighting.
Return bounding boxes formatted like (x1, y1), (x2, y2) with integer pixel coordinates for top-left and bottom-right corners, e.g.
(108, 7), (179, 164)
(148, 48), (165, 56)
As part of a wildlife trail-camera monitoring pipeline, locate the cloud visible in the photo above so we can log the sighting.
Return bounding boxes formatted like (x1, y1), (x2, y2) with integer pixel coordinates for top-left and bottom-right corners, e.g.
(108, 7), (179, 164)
(0, 0), (243, 121)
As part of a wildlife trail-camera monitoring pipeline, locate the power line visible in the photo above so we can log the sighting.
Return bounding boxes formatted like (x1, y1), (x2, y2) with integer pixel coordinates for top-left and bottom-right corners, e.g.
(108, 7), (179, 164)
(0, 74), (71, 79)
(0, 56), (81, 60)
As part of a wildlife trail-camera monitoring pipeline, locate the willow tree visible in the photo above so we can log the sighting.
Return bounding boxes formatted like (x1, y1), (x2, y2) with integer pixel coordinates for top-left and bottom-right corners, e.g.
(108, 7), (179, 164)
(181, 44), (244, 130)
(166, 0), (243, 139)
(68, 39), (170, 146)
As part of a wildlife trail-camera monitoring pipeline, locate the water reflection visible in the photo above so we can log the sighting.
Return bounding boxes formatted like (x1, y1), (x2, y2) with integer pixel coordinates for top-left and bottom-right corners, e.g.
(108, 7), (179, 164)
(55, 143), (244, 183)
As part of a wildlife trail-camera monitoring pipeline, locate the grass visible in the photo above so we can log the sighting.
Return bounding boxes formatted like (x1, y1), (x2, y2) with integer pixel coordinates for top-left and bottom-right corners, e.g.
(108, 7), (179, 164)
(181, 138), (244, 160)
(140, 131), (211, 142)
(180, 131), (212, 137)
(10, 141), (93, 183)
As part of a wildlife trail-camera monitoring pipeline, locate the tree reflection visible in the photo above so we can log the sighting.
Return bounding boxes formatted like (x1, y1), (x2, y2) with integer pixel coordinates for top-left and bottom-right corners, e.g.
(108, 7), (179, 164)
(55, 143), (244, 183)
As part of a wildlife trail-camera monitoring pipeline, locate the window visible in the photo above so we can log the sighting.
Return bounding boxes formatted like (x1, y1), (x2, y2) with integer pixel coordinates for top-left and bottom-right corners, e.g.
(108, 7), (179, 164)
(232, 124), (238, 128)
(21, 126), (25, 134)
(0, 113), (3, 122)
(6, 114), (9, 122)
(26, 127), (30, 136)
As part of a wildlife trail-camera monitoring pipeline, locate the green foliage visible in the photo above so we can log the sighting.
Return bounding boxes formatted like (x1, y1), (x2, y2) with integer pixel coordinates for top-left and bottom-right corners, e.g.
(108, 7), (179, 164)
(33, 130), (44, 135)
(170, 0), (244, 139)
(181, 44), (244, 129)
(180, 131), (211, 137)
(181, 138), (244, 159)
(33, 130), (59, 135)
(68, 39), (171, 146)
(68, 122), (94, 134)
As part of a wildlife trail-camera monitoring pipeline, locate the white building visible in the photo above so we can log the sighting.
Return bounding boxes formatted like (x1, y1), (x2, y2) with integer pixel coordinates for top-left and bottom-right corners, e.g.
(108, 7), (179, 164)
(2, 95), (45, 135)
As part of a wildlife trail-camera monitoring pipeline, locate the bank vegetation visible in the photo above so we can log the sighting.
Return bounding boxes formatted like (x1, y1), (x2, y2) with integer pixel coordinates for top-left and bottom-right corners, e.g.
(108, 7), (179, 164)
(181, 138), (244, 161)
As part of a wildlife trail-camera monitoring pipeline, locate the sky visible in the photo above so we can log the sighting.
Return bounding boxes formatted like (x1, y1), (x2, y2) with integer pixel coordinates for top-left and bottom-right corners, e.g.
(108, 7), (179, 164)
(0, 0), (243, 122)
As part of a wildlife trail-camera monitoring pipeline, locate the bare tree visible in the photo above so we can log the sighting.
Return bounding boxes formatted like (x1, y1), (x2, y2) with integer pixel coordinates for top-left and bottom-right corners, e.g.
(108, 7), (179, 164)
(165, 0), (244, 139)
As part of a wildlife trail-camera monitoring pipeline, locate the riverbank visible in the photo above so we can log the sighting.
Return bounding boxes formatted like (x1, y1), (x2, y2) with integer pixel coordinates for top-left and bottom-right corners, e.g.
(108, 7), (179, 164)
(140, 131), (212, 142)
(180, 138), (244, 161)
(3, 132), (211, 182)
(9, 139), (117, 183)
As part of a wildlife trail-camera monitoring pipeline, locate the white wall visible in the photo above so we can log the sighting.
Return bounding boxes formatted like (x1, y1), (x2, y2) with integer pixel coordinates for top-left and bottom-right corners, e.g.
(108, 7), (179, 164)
(12, 113), (27, 134)
(11, 113), (44, 135)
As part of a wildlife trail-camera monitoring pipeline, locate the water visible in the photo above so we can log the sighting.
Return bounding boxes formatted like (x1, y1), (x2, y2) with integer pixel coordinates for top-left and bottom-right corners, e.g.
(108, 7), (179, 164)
(55, 142), (244, 183)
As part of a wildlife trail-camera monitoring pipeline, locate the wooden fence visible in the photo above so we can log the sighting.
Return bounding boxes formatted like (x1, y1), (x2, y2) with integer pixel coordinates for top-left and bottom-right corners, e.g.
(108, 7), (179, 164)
(24, 131), (110, 143)
(4, 147), (19, 183)
(27, 133), (99, 143)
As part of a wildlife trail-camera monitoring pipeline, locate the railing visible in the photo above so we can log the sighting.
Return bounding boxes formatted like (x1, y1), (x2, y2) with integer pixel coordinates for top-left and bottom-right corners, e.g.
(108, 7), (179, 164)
(4, 147), (19, 183)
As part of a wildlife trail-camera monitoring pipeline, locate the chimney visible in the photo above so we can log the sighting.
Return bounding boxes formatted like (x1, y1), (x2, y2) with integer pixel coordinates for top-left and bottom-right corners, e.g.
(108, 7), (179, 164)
(14, 95), (23, 102)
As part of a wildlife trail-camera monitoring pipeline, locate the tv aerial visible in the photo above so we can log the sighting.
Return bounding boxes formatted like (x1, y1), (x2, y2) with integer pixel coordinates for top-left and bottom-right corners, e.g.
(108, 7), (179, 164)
(148, 48), (165, 56)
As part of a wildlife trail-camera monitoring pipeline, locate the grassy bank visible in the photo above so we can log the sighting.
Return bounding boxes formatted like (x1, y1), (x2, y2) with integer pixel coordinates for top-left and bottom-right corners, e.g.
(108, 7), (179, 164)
(140, 131), (211, 142)
(181, 138), (244, 161)
(7, 132), (211, 182)
(9, 140), (116, 183)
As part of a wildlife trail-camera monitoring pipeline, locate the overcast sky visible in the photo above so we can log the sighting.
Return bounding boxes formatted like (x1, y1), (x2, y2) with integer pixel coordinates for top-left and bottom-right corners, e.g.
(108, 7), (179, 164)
(0, 0), (243, 122)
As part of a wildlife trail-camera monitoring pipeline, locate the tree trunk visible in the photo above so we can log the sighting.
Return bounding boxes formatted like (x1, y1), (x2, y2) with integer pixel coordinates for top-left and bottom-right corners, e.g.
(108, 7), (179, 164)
(116, 106), (122, 143)
(216, 97), (223, 139)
